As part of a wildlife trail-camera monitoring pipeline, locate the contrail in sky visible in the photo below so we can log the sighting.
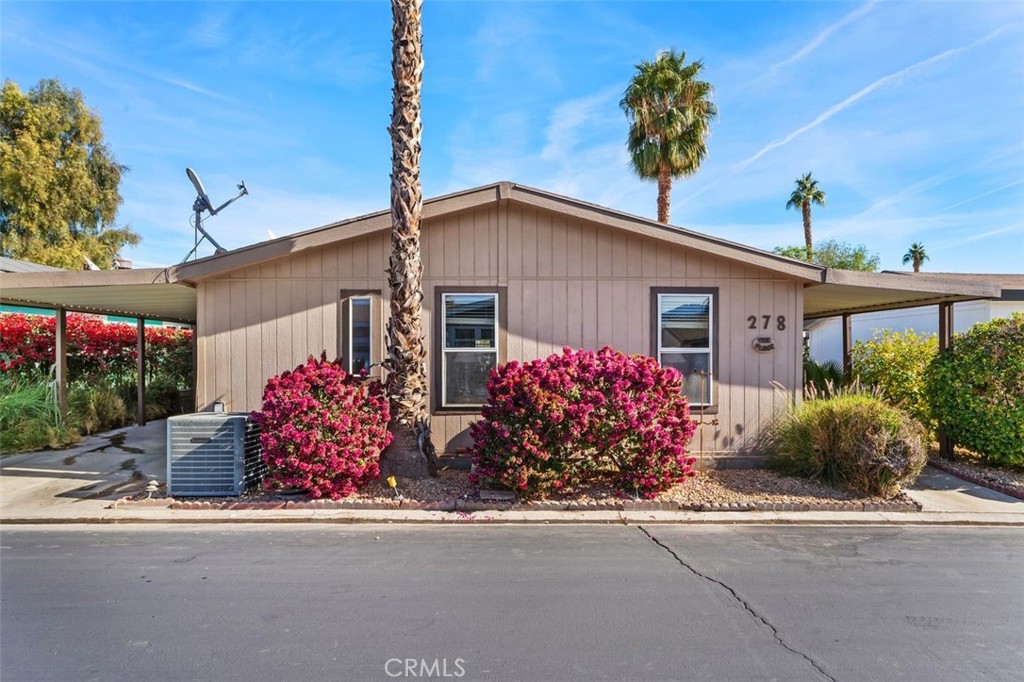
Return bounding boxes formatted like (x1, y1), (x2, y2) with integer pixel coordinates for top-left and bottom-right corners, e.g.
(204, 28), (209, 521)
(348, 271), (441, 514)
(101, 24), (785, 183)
(734, 26), (1011, 172)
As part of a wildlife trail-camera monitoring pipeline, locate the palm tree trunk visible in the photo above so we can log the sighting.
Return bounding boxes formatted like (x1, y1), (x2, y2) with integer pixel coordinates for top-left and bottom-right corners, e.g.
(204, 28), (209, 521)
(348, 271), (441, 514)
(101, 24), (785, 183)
(913, 258), (921, 273)
(382, 0), (435, 478)
(802, 202), (813, 261)
(656, 166), (672, 224)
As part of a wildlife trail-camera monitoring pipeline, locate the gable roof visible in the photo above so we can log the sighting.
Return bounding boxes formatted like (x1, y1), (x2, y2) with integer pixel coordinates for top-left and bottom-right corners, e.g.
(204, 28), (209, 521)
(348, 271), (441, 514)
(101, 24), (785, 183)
(168, 181), (826, 283)
(0, 183), (1002, 325)
(0, 256), (65, 274)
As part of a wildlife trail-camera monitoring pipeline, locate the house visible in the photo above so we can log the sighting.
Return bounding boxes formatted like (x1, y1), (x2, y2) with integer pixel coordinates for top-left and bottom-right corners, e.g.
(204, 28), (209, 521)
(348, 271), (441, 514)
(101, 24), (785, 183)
(807, 273), (1024, 365)
(0, 182), (1000, 463)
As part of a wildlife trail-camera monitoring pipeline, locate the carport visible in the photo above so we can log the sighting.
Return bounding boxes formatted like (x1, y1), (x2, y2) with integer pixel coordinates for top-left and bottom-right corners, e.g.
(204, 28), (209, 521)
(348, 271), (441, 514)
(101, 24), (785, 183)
(0, 268), (197, 425)
(804, 269), (1000, 458)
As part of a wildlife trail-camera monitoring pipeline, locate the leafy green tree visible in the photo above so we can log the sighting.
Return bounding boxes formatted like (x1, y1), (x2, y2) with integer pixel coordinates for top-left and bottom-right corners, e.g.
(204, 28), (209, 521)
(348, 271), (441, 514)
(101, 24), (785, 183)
(851, 330), (938, 434)
(785, 172), (826, 260)
(773, 239), (880, 271)
(621, 49), (717, 224)
(902, 242), (929, 272)
(0, 79), (138, 269)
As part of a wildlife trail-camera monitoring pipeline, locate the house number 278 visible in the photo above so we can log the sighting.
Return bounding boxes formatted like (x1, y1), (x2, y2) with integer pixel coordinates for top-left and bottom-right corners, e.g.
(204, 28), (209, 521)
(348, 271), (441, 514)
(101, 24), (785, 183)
(748, 315), (785, 331)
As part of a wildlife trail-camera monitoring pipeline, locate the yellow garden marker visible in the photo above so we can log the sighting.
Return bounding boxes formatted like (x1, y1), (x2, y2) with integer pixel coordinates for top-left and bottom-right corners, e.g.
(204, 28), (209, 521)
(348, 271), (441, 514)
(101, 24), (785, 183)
(386, 476), (402, 500)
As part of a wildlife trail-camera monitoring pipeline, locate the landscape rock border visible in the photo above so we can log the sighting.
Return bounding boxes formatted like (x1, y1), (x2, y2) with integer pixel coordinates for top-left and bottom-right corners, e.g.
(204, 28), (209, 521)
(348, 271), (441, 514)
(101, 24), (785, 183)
(110, 497), (920, 513)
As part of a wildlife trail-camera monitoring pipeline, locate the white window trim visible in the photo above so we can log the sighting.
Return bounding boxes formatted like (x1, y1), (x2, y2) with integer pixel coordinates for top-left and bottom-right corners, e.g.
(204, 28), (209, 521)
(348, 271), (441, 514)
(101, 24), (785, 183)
(657, 292), (714, 407)
(441, 292), (499, 408)
(344, 295), (373, 376)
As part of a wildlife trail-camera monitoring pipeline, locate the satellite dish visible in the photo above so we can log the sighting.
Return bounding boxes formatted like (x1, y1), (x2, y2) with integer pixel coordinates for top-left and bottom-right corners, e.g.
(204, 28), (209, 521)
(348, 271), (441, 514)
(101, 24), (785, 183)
(181, 167), (250, 262)
(186, 167), (212, 213)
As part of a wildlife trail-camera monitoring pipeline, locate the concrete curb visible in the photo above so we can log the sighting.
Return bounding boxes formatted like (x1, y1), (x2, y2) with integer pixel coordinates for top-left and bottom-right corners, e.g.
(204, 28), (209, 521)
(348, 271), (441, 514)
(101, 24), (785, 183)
(3, 509), (1023, 526)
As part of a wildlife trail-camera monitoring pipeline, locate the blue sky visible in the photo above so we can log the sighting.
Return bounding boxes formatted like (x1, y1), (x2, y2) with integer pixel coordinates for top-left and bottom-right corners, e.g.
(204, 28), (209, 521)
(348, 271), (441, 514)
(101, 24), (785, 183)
(2, 1), (1022, 273)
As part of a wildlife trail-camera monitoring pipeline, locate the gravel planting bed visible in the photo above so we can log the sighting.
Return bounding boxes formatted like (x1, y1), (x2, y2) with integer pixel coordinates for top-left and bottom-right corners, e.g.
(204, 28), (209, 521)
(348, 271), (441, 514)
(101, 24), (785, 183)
(115, 467), (919, 511)
(929, 449), (1024, 500)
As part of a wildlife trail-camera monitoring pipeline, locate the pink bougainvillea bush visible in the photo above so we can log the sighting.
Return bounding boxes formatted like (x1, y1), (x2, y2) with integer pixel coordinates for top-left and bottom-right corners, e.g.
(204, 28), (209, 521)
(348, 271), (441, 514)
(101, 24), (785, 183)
(469, 346), (698, 499)
(0, 312), (192, 386)
(252, 353), (392, 499)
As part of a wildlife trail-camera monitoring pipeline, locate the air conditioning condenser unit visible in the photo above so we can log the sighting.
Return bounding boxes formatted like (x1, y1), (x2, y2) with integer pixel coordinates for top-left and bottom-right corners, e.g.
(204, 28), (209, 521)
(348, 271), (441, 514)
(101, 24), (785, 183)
(166, 413), (266, 496)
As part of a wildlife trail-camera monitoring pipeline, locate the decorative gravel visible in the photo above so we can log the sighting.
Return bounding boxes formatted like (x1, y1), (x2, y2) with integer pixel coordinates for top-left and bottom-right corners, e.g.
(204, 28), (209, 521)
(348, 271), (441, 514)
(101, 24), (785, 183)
(119, 467), (919, 511)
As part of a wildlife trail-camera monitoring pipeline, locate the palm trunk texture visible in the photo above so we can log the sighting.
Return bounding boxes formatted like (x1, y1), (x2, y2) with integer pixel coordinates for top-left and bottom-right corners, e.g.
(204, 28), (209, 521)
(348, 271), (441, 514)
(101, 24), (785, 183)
(382, 0), (436, 478)
(657, 167), (672, 224)
(802, 202), (813, 262)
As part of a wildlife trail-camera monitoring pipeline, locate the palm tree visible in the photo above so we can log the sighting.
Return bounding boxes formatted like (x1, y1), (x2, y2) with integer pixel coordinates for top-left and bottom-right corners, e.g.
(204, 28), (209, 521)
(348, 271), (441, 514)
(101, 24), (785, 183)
(785, 173), (827, 261)
(382, 0), (435, 478)
(903, 242), (929, 272)
(621, 50), (717, 224)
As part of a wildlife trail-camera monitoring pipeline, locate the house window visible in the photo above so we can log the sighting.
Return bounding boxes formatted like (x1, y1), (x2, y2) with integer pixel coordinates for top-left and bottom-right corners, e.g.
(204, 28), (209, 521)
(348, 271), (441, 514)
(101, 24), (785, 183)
(340, 292), (380, 377)
(656, 291), (715, 406)
(441, 292), (498, 407)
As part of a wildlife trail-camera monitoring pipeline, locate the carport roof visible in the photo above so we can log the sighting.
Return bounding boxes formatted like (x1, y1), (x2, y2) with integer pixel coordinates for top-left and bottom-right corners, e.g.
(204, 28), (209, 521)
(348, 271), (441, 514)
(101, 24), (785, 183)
(0, 269), (196, 324)
(803, 270), (1001, 319)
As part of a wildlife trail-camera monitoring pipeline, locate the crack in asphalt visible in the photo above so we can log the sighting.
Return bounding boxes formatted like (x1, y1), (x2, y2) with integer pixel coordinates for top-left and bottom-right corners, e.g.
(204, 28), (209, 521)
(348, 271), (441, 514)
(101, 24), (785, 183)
(637, 525), (837, 682)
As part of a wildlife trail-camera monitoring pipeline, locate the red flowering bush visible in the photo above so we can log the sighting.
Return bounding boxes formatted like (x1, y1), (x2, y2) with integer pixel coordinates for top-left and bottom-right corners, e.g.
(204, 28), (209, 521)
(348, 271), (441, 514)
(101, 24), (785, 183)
(0, 312), (192, 387)
(469, 346), (698, 499)
(252, 353), (392, 499)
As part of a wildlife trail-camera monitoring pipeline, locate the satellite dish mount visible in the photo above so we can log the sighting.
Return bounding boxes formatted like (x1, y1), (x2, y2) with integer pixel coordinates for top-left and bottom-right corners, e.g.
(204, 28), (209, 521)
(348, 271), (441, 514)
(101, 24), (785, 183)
(182, 167), (249, 262)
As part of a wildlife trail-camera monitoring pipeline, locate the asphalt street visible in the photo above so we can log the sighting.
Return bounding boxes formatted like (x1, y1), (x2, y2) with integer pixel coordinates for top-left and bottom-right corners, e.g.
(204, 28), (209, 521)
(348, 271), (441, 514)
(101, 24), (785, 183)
(1, 524), (1021, 682)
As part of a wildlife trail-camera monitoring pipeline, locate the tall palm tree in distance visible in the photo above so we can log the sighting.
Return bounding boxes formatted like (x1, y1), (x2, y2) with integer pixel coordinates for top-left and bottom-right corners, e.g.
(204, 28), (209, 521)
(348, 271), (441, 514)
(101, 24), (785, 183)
(621, 49), (717, 224)
(382, 0), (435, 478)
(903, 242), (929, 272)
(786, 173), (827, 261)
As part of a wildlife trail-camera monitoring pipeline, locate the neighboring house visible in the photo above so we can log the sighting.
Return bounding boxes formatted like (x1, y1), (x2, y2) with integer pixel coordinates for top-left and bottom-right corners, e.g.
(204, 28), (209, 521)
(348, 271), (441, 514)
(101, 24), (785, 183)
(0, 256), (65, 274)
(0, 182), (999, 462)
(807, 273), (1024, 365)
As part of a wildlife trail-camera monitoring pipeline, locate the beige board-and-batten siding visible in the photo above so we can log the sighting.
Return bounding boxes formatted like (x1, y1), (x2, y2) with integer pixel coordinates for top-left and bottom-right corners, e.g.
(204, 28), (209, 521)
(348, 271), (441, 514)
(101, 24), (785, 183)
(195, 202), (802, 456)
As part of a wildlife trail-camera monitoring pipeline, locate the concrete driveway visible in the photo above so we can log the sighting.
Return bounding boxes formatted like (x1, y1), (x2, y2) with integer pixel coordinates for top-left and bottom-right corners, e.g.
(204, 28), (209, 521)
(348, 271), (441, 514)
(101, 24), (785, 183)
(905, 466), (1022, 513)
(0, 420), (166, 516)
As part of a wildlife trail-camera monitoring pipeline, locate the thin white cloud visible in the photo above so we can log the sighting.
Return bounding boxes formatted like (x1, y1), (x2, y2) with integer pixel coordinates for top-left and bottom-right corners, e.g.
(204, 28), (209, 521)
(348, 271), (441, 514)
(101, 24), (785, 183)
(854, 170), (959, 219)
(188, 5), (234, 49)
(6, 19), (240, 106)
(540, 88), (619, 162)
(935, 224), (1023, 250)
(734, 26), (1012, 171)
(771, 0), (879, 72)
(937, 179), (1024, 213)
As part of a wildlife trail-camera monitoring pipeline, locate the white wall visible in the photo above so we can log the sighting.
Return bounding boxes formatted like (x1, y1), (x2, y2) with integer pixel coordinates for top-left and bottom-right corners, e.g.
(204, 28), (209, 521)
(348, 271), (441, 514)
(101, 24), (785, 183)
(806, 300), (1024, 364)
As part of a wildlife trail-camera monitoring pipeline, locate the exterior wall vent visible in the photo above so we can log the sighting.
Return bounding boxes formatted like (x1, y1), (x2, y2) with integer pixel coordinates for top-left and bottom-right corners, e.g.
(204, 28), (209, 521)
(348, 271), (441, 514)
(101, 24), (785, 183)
(167, 413), (265, 496)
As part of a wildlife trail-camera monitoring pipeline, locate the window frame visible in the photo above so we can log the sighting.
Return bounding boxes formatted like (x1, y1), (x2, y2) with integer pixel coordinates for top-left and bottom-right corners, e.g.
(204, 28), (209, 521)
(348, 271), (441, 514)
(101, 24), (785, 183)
(434, 287), (507, 413)
(651, 287), (719, 412)
(339, 290), (382, 379)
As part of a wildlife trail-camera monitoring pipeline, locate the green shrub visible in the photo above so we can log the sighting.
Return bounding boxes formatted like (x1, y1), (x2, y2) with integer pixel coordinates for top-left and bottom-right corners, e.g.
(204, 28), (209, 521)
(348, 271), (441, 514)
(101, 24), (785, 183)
(764, 388), (928, 498)
(925, 314), (1024, 465)
(804, 358), (843, 394)
(0, 374), (77, 454)
(69, 385), (128, 435)
(851, 329), (937, 433)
